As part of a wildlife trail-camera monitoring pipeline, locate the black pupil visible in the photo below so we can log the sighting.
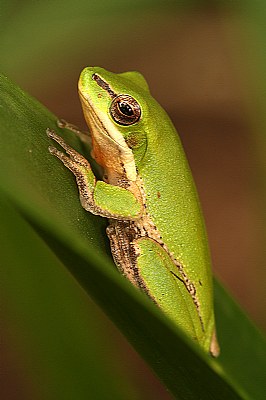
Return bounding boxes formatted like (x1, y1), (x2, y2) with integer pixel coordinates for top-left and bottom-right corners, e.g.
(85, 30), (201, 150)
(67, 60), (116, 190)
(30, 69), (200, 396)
(118, 101), (134, 116)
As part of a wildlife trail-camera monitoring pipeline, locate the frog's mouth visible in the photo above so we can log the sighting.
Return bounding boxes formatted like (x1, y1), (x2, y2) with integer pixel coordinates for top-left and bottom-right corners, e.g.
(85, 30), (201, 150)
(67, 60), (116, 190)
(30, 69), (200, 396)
(78, 87), (137, 183)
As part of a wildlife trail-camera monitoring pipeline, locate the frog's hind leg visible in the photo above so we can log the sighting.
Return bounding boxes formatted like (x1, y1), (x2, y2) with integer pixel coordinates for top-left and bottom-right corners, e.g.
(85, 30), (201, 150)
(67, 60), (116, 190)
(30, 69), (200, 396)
(106, 220), (143, 288)
(134, 236), (202, 341)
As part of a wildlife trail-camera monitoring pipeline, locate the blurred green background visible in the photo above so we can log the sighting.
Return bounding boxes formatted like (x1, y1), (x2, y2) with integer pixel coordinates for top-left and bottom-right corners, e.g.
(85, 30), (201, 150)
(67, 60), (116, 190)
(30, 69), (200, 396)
(1, 1), (266, 399)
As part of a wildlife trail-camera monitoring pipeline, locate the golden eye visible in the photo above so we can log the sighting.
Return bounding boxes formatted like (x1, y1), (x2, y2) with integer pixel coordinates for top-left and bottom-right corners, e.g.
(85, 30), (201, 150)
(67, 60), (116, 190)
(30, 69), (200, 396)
(110, 94), (141, 125)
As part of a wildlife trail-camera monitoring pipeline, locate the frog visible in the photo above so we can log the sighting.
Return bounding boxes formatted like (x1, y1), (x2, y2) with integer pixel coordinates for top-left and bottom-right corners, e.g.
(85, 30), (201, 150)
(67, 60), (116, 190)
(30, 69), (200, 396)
(46, 67), (219, 357)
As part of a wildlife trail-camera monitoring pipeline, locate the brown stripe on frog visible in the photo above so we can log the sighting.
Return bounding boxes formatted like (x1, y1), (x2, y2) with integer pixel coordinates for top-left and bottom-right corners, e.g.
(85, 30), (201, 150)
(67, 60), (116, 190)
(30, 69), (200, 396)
(92, 73), (117, 99)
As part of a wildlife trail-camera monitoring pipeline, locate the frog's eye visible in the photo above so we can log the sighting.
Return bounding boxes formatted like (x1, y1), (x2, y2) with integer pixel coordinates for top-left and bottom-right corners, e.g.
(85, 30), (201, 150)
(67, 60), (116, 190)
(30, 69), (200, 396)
(110, 95), (141, 125)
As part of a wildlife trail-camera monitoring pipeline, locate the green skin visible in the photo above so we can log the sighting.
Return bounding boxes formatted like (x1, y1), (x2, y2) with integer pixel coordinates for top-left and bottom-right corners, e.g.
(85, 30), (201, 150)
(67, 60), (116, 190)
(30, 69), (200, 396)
(47, 67), (219, 357)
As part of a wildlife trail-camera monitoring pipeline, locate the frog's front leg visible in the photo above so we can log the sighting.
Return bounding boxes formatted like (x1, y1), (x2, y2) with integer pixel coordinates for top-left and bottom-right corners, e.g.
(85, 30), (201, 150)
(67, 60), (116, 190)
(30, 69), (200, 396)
(46, 128), (142, 219)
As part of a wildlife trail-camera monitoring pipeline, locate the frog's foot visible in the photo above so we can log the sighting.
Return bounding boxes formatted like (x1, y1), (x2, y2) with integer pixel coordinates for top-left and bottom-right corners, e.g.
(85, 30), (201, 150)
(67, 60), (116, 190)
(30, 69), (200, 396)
(46, 128), (91, 169)
(46, 127), (99, 214)
(46, 128), (141, 220)
(57, 119), (91, 146)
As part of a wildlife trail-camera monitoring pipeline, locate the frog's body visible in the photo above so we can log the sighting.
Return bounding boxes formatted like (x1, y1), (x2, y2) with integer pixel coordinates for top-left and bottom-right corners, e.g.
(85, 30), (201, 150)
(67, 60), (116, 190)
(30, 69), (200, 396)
(47, 67), (219, 356)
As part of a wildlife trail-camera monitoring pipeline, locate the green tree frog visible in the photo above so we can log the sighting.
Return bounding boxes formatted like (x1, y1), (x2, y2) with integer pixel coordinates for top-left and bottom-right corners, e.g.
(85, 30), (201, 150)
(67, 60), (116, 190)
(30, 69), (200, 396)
(47, 67), (220, 357)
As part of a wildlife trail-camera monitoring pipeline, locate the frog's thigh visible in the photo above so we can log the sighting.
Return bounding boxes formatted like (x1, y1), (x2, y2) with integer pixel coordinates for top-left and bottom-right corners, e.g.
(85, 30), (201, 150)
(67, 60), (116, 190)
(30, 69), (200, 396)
(135, 237), (199, 339)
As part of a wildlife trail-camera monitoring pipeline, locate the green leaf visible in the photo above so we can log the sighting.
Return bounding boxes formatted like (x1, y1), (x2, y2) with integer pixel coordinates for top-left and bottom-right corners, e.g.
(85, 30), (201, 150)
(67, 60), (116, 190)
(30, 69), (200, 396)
(1, 73), (266, 399)
(0, 194), (139, 400)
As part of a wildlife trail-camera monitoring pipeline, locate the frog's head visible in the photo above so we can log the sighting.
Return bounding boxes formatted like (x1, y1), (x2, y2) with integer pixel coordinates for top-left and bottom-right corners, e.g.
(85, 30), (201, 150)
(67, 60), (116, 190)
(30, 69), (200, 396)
(78, 67), (151, 182)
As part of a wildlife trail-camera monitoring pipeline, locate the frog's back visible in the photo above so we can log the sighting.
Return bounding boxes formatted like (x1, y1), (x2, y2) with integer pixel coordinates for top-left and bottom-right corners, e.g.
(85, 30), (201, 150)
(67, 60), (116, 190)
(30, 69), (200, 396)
(137, 98), (215, 346)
